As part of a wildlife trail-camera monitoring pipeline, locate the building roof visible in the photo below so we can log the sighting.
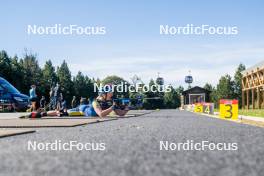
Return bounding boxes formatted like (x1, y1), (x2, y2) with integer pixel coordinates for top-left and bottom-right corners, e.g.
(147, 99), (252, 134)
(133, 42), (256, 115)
(182, 86), (210, 95)
(241, 60), (264, 76)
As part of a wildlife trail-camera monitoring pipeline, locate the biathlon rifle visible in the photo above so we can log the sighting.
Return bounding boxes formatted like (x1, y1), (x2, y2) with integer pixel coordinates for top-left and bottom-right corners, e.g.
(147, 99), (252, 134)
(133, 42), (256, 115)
(113, 97), (161, 110)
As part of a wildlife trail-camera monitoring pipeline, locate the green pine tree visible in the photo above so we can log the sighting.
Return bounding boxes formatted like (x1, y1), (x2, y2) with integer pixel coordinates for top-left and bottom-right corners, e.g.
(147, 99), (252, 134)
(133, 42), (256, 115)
(57, 60), (74, 104)
(234, 63), (246, 108)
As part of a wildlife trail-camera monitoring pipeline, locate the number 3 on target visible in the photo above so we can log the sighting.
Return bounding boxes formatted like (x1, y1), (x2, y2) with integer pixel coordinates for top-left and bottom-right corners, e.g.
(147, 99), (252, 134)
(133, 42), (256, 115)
(219, 99), (238, 120)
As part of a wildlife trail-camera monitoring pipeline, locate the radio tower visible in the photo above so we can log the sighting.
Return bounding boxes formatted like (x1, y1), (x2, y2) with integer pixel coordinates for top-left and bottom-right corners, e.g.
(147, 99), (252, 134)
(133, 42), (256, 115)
(156, 72), (164, 85)
(185, 70), (193, 89)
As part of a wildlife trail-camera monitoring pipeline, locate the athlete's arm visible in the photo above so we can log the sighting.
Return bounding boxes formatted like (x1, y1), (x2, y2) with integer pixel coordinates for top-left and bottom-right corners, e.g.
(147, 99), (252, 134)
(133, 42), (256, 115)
(92, 101), (113, 117)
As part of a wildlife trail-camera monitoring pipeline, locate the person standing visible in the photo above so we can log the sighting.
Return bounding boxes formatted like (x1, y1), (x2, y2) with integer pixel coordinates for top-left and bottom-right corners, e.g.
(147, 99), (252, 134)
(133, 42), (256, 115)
(40, 96), (46, 109)
(71, 96), (77, 108)
(54, 83), (60, 110)
(57, 93), (63, 110)
(49, 85), (55, 110)
(29, 85), (37, 111)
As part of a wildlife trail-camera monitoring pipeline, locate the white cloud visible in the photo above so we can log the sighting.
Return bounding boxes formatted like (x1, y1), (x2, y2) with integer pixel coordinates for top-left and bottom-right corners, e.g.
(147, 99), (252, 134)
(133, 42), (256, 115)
(66, 43), (264, 89)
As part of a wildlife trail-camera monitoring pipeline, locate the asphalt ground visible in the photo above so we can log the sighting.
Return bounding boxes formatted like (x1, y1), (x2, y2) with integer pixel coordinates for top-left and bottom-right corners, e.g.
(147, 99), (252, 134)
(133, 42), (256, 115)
(0, 110), (263, 176)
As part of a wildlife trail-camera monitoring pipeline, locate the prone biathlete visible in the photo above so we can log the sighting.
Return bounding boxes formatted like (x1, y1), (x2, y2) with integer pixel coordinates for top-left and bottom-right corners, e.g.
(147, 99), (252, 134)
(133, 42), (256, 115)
(68, 84), (129, 117)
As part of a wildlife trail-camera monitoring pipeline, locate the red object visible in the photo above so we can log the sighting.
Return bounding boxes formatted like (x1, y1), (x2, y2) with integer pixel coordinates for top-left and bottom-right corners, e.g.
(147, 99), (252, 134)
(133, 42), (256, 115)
(31, 112), (37, 118)
(220, 99), (238, 105)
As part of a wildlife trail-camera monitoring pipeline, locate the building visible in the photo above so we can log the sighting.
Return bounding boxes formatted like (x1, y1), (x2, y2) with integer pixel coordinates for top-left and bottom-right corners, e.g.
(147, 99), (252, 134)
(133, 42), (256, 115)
(241, 61), (264, 109)
(182, 86), (211, 105)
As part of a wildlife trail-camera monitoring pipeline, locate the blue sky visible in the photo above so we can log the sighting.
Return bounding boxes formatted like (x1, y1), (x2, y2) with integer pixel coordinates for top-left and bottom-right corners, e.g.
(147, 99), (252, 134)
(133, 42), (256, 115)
(1, 0), (264, 87)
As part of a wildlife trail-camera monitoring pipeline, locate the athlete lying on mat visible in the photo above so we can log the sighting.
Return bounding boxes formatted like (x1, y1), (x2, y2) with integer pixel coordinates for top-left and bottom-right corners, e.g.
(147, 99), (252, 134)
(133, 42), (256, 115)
(93, 84), (129, 117)
(23, 101), (68, 118)
(68, 84), (129, 117)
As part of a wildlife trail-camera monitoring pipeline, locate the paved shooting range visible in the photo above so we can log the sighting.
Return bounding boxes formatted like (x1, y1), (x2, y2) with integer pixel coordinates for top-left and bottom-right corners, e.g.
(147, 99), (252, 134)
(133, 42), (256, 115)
(0, 110), (264, 176)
